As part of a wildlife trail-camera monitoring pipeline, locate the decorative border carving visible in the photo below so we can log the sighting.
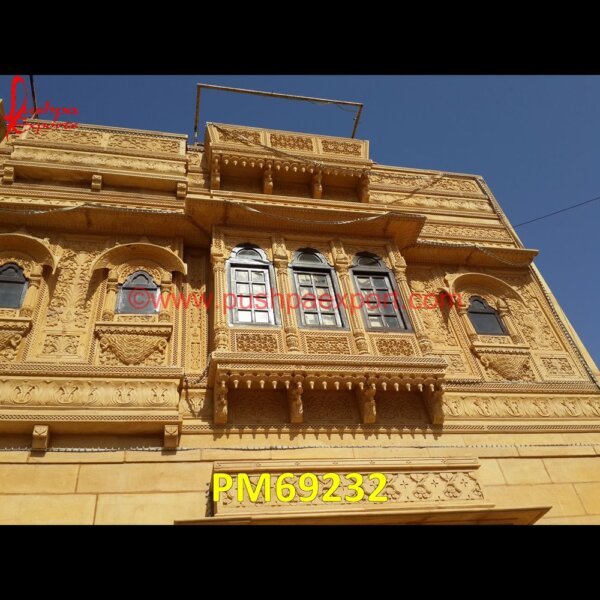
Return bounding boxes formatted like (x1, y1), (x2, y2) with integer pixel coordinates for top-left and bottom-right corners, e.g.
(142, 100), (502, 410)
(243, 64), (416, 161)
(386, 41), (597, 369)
(213, 457), (486, 514)
(0, 377), (180, 408)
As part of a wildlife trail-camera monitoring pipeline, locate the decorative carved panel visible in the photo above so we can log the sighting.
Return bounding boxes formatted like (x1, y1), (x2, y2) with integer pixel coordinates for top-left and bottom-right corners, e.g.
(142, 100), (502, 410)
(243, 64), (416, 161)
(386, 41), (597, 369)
(234, 333), (279, 353)
(374, 337), (415, 356)
(474, 349), (536, 382)
(229, 390), (287, 424)
(0, 378), (179, 408)
(213, 458), (487, 515)
(304, 335), (352, 355)
(303, 391), (358, 423)
(95, 324), (172, 366)
(320, 139), (362, 156)
(270, 134), (314, 152)
(375, 392), (428, 423)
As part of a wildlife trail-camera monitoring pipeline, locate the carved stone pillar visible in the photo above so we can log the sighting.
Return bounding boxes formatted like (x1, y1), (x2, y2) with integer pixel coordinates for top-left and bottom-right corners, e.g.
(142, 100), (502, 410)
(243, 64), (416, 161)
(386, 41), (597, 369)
(272, 236), (300, 352)
(211, 233), (229, 352)
(275, 260), (301, 353)
(20, 264), (43, 318)
(457, 304), (479, 343)
(497, 298), (524, 343)
(386, 244), (434, 355)
(159, 272), (173, 322)
(102, 268), (119, 321)
(32, 424), (49, 451)
(333, 258), (369, 355)
(331, 239), (369, 354)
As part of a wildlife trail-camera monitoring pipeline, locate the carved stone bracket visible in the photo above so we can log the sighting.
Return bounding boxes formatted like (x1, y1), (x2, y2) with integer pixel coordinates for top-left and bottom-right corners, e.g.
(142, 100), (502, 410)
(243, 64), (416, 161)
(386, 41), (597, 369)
(356, 382), (377, 423)
(211, 155), (221, 190)
(2, 165), (14, 184)
(262, 162), (273, 194)
(424, 382), (445, 424)
(311, 170), (323, 199)
(176, 182), (187, 199)
(91, 174), (102, 191)
(287, 382), (304, 423)
(32, 424), (49, 451)
(163, 424), (179, 449)
(214, 380), (228, 424)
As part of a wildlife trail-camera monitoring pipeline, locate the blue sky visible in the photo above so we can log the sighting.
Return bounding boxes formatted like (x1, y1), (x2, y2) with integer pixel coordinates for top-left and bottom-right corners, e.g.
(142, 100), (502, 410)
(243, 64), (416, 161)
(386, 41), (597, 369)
(1, 75), (599, 366)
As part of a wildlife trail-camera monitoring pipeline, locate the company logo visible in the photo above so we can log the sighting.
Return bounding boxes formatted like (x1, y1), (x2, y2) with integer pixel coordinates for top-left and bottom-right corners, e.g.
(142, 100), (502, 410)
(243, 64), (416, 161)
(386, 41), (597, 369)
(2, 75), (79, 139)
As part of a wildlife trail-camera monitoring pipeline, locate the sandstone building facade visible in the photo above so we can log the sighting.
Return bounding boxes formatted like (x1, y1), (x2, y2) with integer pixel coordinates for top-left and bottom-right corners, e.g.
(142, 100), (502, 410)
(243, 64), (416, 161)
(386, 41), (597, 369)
(0, 115), (599, 524)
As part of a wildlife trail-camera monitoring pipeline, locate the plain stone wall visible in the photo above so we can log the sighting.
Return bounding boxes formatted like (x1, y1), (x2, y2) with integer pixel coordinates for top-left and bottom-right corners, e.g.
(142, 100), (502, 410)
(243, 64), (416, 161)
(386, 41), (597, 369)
(1, 432), (599, 524)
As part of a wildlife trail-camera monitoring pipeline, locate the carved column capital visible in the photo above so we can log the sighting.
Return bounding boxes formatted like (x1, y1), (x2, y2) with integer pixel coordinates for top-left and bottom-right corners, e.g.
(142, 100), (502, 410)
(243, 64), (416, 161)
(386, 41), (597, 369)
(274, 259), (289, 273)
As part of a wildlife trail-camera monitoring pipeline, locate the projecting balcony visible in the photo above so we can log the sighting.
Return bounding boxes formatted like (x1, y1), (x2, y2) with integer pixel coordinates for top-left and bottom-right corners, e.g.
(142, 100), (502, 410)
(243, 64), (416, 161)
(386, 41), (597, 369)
(203, 351), (449, 427)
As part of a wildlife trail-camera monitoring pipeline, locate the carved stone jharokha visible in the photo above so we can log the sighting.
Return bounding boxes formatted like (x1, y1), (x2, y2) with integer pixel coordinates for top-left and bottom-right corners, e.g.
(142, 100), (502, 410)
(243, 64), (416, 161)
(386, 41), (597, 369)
(0, 118), (599, 525)
(208, 353), (447, 426)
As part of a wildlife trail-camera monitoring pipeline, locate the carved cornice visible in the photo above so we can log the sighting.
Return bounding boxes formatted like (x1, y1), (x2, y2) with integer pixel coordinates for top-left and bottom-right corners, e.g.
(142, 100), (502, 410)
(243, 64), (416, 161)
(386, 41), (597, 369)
(185, 196), (426, 246)
(443, 392), (600, 420)
(403, 242), (538, 268)
(208, 352), (448, 382)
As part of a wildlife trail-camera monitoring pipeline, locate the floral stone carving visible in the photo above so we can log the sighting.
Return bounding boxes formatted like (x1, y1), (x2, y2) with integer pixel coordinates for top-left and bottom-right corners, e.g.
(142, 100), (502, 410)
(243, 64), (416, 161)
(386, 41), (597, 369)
(95, 323), (172, 366)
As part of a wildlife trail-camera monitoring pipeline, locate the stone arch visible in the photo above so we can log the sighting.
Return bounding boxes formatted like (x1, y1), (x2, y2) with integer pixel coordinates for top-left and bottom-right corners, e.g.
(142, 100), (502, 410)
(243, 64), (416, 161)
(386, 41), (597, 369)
(445, 272), (524, 310)
(91, 243), (187, 277)
(0, 233), (58, 274)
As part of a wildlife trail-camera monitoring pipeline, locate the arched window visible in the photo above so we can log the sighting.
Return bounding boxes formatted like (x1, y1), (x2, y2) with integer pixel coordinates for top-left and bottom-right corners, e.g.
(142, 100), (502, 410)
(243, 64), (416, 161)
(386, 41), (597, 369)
(0, 263), (28, 309)
(116, 270), (159, 314)
(227, 244), (276, 325)
(351, 252), (411, 331)
(467, 296), (507, 335)
(291, 249), (344, 328)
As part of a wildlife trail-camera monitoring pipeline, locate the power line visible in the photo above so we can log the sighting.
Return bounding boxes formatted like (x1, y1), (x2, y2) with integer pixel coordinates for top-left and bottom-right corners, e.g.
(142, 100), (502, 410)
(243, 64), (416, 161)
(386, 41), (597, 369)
(514, 193), (600, 228)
